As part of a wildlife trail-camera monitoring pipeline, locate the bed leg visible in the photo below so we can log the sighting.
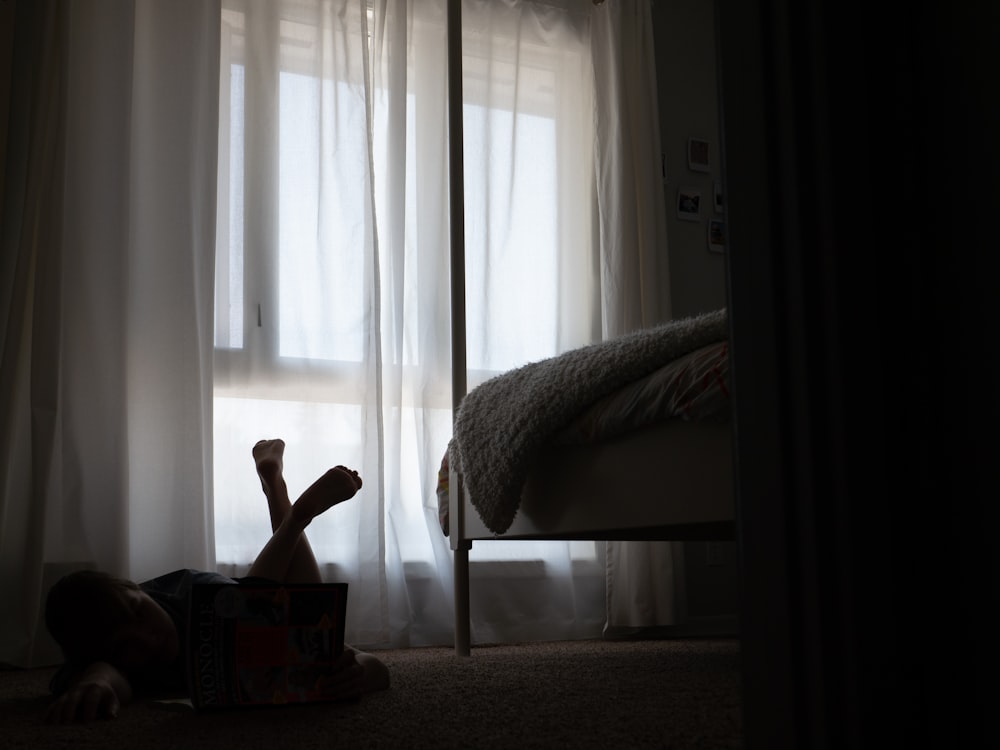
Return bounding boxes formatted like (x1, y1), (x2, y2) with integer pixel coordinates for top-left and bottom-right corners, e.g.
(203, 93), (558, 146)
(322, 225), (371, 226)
(454, 541), (472, 657)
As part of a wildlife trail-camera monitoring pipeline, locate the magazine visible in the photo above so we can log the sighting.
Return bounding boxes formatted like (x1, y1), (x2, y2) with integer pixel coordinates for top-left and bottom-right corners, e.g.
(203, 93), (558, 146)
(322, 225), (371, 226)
(187, 582), (348, 710)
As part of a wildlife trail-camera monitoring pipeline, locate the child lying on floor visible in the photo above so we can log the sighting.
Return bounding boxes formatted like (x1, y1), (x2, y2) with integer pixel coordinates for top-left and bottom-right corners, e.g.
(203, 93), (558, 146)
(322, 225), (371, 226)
(44, 439), (390, 724)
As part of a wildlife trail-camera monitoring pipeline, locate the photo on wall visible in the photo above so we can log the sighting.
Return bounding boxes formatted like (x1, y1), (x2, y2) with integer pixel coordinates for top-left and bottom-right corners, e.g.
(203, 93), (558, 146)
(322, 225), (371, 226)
(688, 137), (710, 172)
(677, 187), (702, 221)
(708, 218), (726, 253)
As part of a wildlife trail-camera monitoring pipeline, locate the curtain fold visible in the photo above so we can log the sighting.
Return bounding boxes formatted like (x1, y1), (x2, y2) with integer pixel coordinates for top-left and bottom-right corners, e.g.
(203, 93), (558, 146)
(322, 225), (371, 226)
(0, 0), (221, 668)
(0, 0), (68, 670)
(593, 0), (669, 334)
(592, 0), (677, 633)
(124, 0), (221, 580)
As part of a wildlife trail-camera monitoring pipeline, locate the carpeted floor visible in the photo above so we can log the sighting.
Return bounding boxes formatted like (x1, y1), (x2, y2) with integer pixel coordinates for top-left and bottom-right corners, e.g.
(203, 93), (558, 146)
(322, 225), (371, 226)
(0, 638), (741, 749)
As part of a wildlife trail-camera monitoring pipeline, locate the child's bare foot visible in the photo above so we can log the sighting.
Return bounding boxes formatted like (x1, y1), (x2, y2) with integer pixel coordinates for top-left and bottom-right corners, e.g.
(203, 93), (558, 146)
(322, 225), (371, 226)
(291, 466), (363, 525)
(253, 439), (286, 490)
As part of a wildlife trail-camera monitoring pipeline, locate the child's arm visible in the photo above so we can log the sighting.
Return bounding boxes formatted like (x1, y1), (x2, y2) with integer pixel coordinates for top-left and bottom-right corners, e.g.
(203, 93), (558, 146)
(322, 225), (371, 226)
(46, 661), (134, 724)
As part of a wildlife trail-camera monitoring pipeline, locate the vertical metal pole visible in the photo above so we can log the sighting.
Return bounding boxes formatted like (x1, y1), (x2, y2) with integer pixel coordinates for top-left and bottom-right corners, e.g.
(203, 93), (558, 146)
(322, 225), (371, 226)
(447, 0), (472, 658)
(447, 4), (466, 403)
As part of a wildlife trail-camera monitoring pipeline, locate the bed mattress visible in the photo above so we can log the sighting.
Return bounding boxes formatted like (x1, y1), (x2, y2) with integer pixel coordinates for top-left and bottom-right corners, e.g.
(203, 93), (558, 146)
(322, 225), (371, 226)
(437, 318), (730, 536)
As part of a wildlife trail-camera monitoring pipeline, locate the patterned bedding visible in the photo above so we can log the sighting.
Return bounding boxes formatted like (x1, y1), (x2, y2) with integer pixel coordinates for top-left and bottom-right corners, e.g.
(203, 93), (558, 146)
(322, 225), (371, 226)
(436, 336), (730, 536)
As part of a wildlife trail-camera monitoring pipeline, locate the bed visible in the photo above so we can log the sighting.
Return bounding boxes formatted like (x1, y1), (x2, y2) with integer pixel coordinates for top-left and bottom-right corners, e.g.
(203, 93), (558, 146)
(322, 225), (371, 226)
(441, 1), (734, 656)
(440, 309), (736, 655)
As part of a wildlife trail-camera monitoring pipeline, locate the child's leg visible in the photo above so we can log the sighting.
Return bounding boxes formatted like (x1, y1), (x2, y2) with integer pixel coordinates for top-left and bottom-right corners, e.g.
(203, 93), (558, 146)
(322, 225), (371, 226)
(253, 439), (322, 583)
(249, 440), (362, 583)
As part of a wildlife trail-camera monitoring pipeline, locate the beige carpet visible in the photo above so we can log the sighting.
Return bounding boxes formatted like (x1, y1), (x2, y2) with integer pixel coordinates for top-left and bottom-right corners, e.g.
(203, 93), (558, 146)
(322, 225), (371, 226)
(0, 638), (741, 749)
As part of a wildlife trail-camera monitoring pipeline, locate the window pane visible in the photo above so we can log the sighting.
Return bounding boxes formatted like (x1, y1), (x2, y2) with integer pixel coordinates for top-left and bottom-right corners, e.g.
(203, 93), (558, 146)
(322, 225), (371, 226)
(464, 103), (559, 371)
(277, 72), (367, 363)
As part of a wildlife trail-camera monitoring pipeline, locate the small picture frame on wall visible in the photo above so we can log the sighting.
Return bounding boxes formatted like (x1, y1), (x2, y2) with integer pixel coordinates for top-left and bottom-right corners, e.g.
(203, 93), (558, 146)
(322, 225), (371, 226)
(677, 187), (702, 221)
(708, 218), (726, 253)
(688, 137), (710, 172)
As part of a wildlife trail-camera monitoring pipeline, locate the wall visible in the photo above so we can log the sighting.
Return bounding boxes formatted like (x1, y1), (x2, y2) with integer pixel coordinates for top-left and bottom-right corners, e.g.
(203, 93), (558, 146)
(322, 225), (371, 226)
(652, 0), (727, 320)
(652, 0), (738, 629)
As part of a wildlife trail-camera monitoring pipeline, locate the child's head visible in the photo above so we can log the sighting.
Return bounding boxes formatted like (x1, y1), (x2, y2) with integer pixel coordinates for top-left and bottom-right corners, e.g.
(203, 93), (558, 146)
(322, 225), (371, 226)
(46, 570), (181, 674)
(45, 570), (142, 669)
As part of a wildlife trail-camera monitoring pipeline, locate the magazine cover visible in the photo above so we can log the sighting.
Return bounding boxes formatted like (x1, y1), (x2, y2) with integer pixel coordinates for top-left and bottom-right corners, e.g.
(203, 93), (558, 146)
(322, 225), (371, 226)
(187, 582), (348, 710)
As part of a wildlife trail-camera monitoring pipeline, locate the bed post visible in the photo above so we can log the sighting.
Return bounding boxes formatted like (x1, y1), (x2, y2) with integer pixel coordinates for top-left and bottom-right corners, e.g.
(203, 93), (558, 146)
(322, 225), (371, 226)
(454, 545), (471, 655)
(451, 475), (472, 657)
(447, 0), (471, 657)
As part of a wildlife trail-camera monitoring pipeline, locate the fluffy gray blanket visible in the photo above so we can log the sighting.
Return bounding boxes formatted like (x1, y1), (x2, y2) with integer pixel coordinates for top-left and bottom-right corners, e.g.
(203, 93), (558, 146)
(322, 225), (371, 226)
(449, 309), (729, 534)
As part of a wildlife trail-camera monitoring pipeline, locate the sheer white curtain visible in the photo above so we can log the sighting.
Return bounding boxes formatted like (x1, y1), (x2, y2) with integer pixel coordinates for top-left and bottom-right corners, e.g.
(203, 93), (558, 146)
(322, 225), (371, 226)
(0, 0), (220, 668)
(592, 0), (678, 632)
(460, 0), (612, 644)
(211, 0), (669, 648)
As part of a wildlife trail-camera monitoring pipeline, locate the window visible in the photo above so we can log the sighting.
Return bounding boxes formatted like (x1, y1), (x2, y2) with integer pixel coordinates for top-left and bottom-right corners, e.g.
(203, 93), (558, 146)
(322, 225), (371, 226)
(215, 3), (371, 387)
(213, 0), (599, 576)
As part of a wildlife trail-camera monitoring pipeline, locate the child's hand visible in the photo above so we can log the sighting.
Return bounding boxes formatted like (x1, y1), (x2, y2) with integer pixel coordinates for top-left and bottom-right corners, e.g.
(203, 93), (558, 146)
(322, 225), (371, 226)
(45, 662), (131, 724)
(46, 678), (120, 724)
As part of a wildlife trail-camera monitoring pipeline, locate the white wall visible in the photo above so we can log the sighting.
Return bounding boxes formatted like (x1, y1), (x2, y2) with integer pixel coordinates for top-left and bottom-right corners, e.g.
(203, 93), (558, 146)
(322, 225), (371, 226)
(653, 2), (737, 627)
(652, 0), (728, 319)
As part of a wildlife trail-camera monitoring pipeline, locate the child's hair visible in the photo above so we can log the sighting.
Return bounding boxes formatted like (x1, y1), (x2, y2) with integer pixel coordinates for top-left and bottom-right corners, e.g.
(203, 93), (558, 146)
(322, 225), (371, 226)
(45, 570), (141, 667)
